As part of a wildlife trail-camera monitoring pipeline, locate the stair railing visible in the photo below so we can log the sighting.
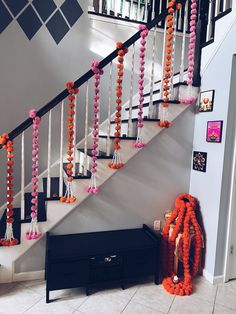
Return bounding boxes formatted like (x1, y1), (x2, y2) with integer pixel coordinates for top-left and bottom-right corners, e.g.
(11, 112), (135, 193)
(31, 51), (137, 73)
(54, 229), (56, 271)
(0, 0), (192, 245)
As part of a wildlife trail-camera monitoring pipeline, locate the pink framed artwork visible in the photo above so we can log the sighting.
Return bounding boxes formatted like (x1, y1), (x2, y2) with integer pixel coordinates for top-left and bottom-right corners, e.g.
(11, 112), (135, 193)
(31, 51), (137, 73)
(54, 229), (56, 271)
(206, 120), (223, 143)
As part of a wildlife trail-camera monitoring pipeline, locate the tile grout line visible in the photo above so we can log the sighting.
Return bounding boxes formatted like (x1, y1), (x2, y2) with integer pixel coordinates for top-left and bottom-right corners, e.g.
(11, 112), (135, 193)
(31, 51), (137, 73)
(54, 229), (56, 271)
(120, 286), (140, 313)
(21, 295), (44, 314)
(167, 295), (176, 314)
(212, 285), (218, 314)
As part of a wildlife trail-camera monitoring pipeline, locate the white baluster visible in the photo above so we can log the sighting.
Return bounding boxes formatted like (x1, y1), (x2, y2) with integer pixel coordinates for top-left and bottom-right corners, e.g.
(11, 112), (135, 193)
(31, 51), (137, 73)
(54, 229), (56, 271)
(148, 26), (157, 118)
(21, 132), (25, 220)
(206, 0), (213, 42)
(179, 0), (189, 82)
(215, 0), (220, 16)
(170, 11), (178, 100)
(122, 0), (126, 18)
(99, 0), (103, 13)
(59, 101), (64, 198)
(160, 19), (167, 98)
(107, 0), (111, 15)
(47, 110), (52, 199)
(106, 62), (113, 156)
(144, 0), (148, 22)
(128, 43), (135, 137)
(137, 0), (141, 20)
(114, 0), (118, 16)
(83, 81), (89, 175)
(152, 0), (155, 19)
(130, 0), (134, 19)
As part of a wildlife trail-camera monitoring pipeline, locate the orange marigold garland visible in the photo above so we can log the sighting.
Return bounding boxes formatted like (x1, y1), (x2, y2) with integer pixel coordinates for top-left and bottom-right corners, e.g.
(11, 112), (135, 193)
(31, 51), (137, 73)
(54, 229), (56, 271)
(162, 193), (203, 296)
(159, 0), (177, 128)
(0, 133), (19, 246)
(108, 42), (128, 169)
(60, 81), (79, 203)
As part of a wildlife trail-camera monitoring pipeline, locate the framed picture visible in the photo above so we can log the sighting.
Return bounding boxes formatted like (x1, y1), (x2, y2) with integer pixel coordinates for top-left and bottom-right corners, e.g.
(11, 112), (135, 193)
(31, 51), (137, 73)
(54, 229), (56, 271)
(199, 90), (215, 112)
(206, 120), (223, 143)
(193, 151), (207, 172)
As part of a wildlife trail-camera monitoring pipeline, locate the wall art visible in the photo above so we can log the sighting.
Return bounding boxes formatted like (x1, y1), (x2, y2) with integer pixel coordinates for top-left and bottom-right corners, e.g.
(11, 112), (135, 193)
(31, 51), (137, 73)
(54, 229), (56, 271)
(193, 151), (207, 172)
(199, 90), (215, 112)
(206, 120), (223, 143)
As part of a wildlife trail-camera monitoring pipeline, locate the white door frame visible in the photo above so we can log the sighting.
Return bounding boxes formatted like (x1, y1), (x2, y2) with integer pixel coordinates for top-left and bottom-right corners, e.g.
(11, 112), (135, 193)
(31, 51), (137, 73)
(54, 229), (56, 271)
(223, 97), (236, 283)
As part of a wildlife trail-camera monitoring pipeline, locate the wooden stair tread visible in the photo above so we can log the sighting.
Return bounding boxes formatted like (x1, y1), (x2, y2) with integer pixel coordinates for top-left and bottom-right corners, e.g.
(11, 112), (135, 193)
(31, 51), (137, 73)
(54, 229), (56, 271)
(143, 82), (188, 97)
(110, 117), (160, 124)
(125, 99), (180, 111)
(43, 177), (66, 201)
(78, 149), (113, 159)
(99, 135), (136, 140)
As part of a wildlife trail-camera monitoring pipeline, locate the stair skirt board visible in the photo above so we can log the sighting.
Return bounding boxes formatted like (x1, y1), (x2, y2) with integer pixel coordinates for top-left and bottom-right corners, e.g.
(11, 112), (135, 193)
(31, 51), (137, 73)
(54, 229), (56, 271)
(0, 208), (21, 246)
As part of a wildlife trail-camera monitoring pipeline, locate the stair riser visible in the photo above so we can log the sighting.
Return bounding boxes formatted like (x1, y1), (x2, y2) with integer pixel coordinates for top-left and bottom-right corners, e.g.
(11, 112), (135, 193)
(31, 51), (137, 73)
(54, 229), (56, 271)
(109, 121), (138, 137)
(122, 104), (159, 120)
(143, 86), (180, 103)
(179, 85), (200, 100)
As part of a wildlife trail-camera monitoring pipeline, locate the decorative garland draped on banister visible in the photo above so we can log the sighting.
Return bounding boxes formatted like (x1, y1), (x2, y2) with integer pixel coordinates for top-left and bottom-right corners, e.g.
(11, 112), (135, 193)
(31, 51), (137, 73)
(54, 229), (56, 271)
(87, 61), (104, 194)
(26, 109), (42, 240)
(134, 25), (149, 149)
(0, 133), (18, 246)
(108, 42), (128, 170)
(60, 82), (79, 203)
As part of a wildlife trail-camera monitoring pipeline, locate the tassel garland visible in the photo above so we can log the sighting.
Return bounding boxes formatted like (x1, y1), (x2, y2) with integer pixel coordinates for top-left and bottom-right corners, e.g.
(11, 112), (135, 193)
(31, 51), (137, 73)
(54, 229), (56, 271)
(60, 82), (79, 203)
(0, 133), (19, 246)
(134, 25), (149, 149)
(87, 61), (104, 194)
(26, 110), (42, 240)
(108, 42), (128, 169)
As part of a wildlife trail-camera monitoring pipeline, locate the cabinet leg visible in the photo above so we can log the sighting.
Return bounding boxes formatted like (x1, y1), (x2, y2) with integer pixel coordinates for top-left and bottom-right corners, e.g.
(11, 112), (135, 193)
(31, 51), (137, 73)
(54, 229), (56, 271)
(86, 286), (90, 296)
(155, 274), (160, 285)
(46, 289), (50, 303)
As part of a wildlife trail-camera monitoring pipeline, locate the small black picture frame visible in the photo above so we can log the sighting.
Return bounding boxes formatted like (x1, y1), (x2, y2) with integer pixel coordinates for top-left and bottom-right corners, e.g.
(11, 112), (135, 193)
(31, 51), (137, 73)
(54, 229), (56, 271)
(199, 90), (215, 112)
(192, 151), (207, 172)
(206, 120), (223, 143)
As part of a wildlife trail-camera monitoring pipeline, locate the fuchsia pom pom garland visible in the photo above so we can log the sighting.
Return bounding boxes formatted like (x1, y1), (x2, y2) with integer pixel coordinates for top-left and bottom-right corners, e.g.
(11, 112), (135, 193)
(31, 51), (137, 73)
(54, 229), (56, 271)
(26, 109), (42, 240)
(180, 0), (198, 104)
(87, 61), (104, 194)
(134, 25), (149, 149)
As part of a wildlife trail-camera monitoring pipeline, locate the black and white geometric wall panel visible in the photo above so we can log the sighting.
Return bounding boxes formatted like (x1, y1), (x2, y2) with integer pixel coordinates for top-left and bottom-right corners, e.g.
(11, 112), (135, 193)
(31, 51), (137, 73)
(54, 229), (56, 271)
(0, 0), (83, 44)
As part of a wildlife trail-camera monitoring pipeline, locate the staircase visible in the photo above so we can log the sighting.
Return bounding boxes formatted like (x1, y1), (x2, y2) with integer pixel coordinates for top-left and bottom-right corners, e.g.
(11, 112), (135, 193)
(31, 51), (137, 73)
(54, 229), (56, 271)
(0, 0), (232, 283)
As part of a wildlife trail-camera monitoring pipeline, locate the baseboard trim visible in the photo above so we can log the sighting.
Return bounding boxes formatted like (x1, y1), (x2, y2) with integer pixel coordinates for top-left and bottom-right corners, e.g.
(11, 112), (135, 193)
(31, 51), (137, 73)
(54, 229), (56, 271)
(203, 269), (224, 284)
(13, 270), (45, 282)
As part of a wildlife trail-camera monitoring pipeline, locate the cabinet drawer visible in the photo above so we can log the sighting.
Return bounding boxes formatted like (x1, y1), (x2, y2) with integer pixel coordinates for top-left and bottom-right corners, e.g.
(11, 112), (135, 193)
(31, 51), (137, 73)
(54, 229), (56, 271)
(90, 265), (122, 283)
(90, 254), (122, 268)
(123, 249), (156, 278)
(47, 260), (89, 290)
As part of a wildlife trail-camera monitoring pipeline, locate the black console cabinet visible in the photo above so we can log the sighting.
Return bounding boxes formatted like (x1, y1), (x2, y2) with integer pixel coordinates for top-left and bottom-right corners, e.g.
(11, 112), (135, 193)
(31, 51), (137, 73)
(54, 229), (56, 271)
(45, 224), (161, 303)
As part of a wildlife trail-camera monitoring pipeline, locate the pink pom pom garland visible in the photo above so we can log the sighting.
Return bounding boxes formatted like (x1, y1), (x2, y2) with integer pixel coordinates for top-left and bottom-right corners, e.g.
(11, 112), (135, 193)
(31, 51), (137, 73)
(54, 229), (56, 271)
(26, 109), (42, 240)
(87, 61), (104, 194)
(180, 0), (199, 104)
(134, 25), (149, 149)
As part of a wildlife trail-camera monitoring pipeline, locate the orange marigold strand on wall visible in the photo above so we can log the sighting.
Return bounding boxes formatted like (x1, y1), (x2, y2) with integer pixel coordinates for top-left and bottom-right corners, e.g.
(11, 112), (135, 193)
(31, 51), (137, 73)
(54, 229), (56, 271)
(0, 134), (19, 246)
(108, 42), (128, 169)
(60, 82), (79, 203)
(162, 193), (203, 296)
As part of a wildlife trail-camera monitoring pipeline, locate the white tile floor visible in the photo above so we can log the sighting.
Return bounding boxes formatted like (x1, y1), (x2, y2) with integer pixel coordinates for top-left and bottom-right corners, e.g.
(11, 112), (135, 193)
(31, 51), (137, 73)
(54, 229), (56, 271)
(0, 276), (236, 314)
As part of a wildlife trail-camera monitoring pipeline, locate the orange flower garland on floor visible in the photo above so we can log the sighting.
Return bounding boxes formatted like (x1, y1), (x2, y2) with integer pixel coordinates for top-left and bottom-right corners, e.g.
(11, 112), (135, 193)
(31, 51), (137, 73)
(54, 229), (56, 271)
(60, 82), (79, 203)
(108, 41), (128, 169)
(162, 193), (203, 296)
(0, 133), (19, 246)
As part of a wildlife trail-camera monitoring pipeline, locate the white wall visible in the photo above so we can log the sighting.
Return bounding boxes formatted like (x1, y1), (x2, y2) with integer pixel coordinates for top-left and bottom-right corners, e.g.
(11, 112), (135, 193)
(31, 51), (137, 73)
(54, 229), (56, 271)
(189, 3), (236, 280)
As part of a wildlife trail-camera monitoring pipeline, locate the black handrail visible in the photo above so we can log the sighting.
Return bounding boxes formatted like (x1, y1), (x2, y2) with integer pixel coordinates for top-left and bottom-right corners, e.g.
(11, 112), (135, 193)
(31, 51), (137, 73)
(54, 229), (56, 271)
(0, 0), (186, 150)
